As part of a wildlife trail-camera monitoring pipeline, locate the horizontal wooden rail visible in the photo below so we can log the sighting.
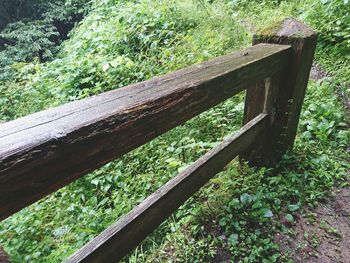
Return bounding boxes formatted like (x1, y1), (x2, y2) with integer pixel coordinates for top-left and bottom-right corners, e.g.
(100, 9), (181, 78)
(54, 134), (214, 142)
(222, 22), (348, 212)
(0, 43), (290, 220)
(65, 113), (268, 263)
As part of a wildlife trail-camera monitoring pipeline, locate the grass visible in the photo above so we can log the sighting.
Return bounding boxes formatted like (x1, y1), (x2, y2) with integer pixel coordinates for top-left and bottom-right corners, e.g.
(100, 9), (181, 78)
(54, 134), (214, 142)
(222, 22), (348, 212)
(0, 0), (349, 262)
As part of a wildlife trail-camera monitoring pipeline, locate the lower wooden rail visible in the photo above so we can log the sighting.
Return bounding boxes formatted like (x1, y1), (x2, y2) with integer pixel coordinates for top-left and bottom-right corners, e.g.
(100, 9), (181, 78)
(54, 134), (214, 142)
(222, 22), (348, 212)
(65, 113), (268, 263)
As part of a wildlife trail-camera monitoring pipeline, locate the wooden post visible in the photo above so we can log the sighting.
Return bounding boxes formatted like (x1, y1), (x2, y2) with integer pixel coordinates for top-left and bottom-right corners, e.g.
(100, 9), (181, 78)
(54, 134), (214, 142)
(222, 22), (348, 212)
(242, 18), (317, 165)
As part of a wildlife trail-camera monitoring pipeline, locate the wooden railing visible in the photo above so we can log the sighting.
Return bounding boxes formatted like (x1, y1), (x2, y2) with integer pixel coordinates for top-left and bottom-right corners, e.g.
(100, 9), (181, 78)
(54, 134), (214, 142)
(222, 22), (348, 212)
(0, 18), (317, 262)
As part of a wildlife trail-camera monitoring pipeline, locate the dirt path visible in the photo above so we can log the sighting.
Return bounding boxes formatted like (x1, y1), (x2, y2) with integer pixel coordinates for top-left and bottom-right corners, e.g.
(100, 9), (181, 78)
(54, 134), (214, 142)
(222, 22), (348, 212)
(277, 188), (350, 263)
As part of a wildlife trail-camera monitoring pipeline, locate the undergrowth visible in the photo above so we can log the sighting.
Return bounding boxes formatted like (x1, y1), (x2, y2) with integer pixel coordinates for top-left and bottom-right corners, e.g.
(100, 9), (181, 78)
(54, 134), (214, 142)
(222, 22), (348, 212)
(0, 0), (349, 262)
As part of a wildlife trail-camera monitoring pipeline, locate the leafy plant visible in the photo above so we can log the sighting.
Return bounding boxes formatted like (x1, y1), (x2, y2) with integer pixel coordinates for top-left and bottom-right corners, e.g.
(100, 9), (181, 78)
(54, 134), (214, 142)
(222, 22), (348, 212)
(305, 0), (350, 55)
(0, 0), (91, 68)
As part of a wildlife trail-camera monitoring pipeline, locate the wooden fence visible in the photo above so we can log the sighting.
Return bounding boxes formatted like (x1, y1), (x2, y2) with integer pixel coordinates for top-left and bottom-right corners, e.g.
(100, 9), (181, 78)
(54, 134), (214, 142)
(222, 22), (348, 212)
(0, 18), (317, 262)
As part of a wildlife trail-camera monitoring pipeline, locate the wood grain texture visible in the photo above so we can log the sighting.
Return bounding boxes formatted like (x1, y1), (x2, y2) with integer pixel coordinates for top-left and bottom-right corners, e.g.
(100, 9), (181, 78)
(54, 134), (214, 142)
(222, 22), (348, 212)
(65, 113), (268, 263)
(242, 18), (317, 165)
(0, 43), (290, 220)
(241, 74), (283, 162)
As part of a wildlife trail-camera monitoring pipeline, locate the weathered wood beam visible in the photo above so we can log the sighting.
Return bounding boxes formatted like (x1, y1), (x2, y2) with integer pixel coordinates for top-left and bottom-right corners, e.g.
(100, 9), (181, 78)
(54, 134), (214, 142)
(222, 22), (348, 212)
(0, 43), (290, 220)
(65, 113), (268, 263)
(242, 18), (317, 165)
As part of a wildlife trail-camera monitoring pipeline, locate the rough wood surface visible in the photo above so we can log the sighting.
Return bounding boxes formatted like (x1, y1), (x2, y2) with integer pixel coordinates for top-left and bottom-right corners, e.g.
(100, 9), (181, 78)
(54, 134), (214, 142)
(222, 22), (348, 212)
(0, 43), (290, 220)
(241, 74), (283, 161)
(65, 113), (268, 263)
(242, 18), (317, 165)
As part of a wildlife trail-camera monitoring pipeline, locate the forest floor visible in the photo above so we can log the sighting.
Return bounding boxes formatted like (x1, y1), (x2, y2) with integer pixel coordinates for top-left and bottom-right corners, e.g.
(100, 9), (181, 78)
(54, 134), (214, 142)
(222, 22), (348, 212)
(275, 65), (350, 263)
(277, 187), (350, 263)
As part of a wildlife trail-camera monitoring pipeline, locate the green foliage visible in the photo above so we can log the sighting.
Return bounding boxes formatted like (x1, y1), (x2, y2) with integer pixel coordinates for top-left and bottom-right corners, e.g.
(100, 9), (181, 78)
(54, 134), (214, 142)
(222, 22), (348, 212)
(0, 0), (349, 262)
(300, 82), (349, 147)
(0, 21), (59, 65)
(305, 0), (350, 55)
(0, 0), (91, 68)
(229, 0), (288, 7)
(0, 62), (53, 121)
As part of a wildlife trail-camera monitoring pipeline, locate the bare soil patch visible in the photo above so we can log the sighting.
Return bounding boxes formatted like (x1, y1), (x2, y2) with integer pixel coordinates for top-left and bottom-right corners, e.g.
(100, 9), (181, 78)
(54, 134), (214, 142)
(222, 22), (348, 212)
(309, 63), (328, 81)
(277, 188), (350, 263)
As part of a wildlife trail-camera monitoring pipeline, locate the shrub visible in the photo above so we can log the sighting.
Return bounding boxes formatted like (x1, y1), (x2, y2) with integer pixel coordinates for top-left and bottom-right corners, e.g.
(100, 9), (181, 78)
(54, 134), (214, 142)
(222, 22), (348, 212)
(305, 0), (350, 55)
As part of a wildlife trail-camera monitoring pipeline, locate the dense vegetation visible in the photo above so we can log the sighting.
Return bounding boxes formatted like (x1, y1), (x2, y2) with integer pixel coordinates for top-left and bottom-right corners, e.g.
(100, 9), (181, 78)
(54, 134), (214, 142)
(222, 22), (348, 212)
(0, 0), (349, 262)
(0, 0), (90, 67)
